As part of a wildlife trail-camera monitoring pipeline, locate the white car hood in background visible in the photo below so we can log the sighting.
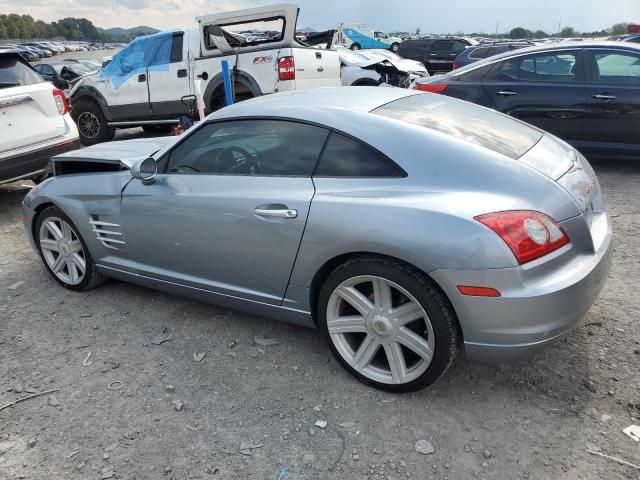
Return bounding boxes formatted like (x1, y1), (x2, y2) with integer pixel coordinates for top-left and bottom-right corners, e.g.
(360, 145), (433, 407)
(54, 137), (179, 169)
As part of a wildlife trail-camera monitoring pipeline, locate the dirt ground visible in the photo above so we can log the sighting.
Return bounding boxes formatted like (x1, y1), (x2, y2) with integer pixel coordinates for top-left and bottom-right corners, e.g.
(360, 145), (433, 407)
(0, 157), (639, 480)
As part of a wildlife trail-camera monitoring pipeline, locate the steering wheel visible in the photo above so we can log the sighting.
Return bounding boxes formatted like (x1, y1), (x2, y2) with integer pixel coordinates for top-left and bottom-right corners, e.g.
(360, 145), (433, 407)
(214, 146), (262, 174)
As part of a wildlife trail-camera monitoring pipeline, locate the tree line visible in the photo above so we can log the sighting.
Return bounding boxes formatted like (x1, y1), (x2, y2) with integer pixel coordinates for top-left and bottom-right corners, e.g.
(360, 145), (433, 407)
(0, 14), (144, 42)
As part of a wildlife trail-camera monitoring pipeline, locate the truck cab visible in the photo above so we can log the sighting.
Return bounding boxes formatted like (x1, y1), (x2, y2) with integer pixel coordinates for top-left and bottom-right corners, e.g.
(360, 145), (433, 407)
(337, 23), (403, 52)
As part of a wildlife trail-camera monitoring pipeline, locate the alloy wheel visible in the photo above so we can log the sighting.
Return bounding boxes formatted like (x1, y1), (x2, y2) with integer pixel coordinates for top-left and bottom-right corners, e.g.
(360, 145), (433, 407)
(39, 217), (86, 285)
(326, 275), (435, 385)
(77, 111), (100, 139)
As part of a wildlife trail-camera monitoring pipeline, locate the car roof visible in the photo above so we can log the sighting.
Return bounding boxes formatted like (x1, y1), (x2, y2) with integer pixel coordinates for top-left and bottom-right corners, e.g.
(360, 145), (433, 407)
(449, 40), (640, 75)
(215, 87), (419, 116)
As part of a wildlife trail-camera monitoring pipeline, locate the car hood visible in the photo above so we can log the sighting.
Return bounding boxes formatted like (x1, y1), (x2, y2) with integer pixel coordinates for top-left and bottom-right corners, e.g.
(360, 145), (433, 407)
(54, 136), (179, 169)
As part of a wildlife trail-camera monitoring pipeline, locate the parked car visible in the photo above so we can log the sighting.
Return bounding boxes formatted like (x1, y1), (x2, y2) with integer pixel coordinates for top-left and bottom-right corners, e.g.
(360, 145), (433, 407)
(452, 41), (534, 69)
(414, 41), (640, 158)
(69, 3), (340, 145)
(0, 45), (38, 62)
(34, 63), (95, 91)
(63, 58), (102, 71)
(337, 23), (403, 52)
(23, 87), (611, 392)
(335, 47), (381, 86)
(0, 49), (79, 184)
(18, 44), (47, 58)
(21, 43), (53, 57)
(609, 34), (640, 44)
(398, 37), (477, 74)
(359, 49), (429, 77)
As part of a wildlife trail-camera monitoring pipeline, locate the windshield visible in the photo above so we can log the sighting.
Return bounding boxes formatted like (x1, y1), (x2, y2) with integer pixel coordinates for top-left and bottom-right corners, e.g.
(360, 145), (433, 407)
(373, 93), (542, 159)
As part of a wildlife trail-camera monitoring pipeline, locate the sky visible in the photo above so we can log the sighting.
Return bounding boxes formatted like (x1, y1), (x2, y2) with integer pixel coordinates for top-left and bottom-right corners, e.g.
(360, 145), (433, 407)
(2, 0), (639, 34)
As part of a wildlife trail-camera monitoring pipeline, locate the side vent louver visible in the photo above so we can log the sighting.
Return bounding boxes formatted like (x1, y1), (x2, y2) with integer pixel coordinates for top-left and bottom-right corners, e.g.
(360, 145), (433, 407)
(89, 216), (125, 250)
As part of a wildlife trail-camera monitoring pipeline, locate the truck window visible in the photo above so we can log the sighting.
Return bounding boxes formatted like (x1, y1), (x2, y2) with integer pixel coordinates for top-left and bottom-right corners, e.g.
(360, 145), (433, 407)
(170, 34), (183, 63)
(204, 17), (285, 51)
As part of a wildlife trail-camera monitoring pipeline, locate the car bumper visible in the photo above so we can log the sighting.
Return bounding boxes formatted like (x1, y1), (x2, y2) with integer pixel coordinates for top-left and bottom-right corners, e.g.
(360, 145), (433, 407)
(0, 138), (80, 184)
(430, 213), (613, 361)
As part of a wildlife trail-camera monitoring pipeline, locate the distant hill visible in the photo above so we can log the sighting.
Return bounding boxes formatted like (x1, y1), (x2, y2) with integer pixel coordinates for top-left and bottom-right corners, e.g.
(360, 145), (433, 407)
(96, 26), (159, 37)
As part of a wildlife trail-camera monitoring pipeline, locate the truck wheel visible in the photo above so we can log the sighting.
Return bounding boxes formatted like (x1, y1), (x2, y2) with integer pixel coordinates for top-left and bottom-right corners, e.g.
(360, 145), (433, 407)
(350, 43), (361, 51)
(72, 101), (115, 146)
(391, 43), (400, 52)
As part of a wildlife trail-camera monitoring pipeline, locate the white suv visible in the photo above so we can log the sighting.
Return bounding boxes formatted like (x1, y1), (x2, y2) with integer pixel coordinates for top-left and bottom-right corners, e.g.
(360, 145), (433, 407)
(0, 49), (79, 184)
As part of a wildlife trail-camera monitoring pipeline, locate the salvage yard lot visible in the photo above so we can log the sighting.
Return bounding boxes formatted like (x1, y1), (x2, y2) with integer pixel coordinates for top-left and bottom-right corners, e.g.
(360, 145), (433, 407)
(0, 158), (639, 480)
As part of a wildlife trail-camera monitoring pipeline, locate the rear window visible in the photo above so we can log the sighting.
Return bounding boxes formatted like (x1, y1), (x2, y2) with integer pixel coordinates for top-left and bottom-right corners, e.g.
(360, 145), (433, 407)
(0, 55), (43, 88)
(373, 94), (543, 159)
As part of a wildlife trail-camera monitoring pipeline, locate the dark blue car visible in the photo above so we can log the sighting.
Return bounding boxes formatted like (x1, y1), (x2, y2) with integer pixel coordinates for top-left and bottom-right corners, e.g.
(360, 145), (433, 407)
(453, 42), (534, 70)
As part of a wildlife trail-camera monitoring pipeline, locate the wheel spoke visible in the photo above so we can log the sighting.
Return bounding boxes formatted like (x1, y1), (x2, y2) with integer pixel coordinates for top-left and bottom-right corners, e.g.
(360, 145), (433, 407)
(66, 260), (78, 283)
(50, 253), (65, 273)
(69, 239), (82, 253)
(327, 315), (367, 334)
(40, 239), (59, 252)
(353, 335), (379, 370)
(392, 301), (424, 326)
(336, 286), (374, 317)
(397, 327), (433, 362)
(71, 253), (86, 275)
(61, 222), (73, 241)
(384, 342), (408, 384)
(45, 221), (63, 241)
(372, 277), (393, 312)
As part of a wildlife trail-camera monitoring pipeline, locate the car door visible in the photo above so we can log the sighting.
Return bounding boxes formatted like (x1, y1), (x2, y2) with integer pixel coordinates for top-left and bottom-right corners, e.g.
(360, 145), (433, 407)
(120, 118), (329, 305)
(99, 35), (155, 120)
(427, 40), (452, 72)
(482, 49), (586, 144)
(583, 48), (640, 152)
(147, 32), (193, 118)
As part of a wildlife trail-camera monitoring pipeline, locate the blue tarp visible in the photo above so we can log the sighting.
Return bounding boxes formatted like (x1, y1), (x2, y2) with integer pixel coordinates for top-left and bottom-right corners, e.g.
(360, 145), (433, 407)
(99, 31), (173, 90)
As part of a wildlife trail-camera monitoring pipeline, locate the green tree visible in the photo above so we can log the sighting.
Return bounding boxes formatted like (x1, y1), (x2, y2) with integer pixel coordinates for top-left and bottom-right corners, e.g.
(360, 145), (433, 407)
(534, 29), (548, 38)
(559, 26), (576, 37)
(610, 22), (628, 35)
(510, 27), (532, 39)
(0, 16), (7, 39)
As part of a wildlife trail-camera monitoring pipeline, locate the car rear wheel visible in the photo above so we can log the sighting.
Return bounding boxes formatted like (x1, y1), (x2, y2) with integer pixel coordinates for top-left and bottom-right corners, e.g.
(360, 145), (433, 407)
(318, 256), (459, 392)
(35, 206), (107, 291)
(72, 101), (115, 146)
(350, 43), (361, 51)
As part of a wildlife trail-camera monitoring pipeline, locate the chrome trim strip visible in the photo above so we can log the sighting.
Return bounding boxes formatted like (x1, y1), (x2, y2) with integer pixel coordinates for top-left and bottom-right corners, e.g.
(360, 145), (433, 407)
(0, 94), (33, 108)
(97, 237), (126, 245)
(91, 228), (122, 236)
(89, 220), (120, 227)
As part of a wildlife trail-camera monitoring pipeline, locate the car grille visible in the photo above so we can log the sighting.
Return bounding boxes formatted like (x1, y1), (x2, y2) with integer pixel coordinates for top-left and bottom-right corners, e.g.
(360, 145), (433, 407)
(89, 216), (125, 250)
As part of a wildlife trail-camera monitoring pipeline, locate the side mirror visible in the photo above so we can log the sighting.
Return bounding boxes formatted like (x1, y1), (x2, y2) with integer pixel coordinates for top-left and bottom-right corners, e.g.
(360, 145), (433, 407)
(130, 157), (157, 185)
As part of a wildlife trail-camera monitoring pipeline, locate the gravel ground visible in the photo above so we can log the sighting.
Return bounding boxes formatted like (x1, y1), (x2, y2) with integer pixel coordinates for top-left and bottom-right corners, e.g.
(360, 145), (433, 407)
(1, 61), (640, 478)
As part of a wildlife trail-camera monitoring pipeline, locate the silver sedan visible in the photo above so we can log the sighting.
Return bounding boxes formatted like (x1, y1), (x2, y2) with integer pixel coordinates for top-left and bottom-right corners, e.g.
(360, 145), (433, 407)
(22, 87), (612, 392)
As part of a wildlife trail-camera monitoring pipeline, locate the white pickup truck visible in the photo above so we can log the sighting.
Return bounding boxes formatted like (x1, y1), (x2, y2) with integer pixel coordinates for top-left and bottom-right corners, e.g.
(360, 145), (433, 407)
(69, 3), (341, 145)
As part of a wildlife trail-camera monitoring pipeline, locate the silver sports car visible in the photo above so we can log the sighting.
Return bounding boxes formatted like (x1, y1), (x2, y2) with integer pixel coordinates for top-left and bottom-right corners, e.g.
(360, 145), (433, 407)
(23, 87), (612, 392)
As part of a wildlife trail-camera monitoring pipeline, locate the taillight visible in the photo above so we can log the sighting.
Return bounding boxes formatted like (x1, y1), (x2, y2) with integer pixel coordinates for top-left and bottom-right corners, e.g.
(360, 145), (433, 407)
(475, 211), (570, 265)
(452, 62), (461, 70)
(52, 88), (69, 115)
(415, 83), (447, 93)
(278, 56), (295, 81)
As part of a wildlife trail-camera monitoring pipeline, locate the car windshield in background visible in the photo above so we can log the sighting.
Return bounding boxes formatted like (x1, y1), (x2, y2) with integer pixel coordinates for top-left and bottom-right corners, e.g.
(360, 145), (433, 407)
(206, 17), (285, 49)
(373, 93), (543, 159)
(0, 55), (43, 88)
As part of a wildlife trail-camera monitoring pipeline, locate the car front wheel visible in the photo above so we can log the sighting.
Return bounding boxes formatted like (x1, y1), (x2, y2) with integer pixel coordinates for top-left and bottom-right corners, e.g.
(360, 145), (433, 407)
(35, 206), (107, 291)
(72, 101), (115, 146)
(318, 256), (459, 392)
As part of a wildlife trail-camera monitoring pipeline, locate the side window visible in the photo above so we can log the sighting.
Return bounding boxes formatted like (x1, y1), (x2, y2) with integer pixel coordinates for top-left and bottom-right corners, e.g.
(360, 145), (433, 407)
(165, 120), (329, 176)
(469, 47), (489, 59)
(170, 34), (184, 63)
(148, 35), (172, 67)
(497, 52), (578, 82)
(452, 40), (467, 54)
(432, 40), (452, 52)
(589, 50), (640, 85)
(314, 132), (404, 178)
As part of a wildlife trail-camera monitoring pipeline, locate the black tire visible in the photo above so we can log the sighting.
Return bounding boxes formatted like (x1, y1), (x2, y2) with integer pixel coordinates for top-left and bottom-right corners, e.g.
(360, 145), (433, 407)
(318, 256), (460, 392)
(350, 43), (361, 51)
(72, 100), (115, 146)
(353, 79), (379, 87)
(35, 205), (107, 291)
(31, 173), (50, 184)
(142, 124), (174, 134)
(391, 42), (400, 52)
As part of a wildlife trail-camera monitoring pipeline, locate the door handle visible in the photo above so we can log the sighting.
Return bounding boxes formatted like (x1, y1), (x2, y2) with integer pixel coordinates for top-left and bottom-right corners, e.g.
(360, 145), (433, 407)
(315, 52), (322, 59)
(254, 208), (298, 219)
(496, 90), (517, 96)
(138, 73), (146, 82)
(177, 69), (187, 78)
(592, 93), (616, 100)
(317, 66), (324, 72)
